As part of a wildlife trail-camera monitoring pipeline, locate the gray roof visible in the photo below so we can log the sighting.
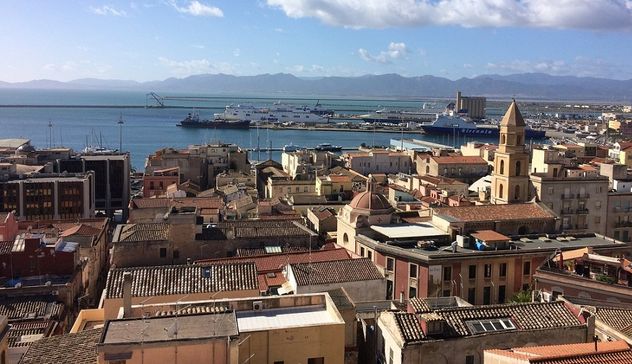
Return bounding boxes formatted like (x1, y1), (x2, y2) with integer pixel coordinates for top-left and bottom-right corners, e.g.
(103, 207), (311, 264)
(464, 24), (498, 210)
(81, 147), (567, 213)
(101, 312), (238, 345)
(0, 295), (64, 321)
(19, 328), (101, 364)
(105, 262), (258, 299)
(291, 258), (384, 286)
(595, 307), (632, 338)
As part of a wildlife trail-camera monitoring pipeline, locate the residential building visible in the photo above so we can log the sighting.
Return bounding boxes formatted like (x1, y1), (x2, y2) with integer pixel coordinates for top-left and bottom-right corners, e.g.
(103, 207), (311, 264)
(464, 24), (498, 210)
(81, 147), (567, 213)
(343, 148), (413, 175)
(101, 262), (259, 319)
(456, 91), (486, 119)
(18, 327), (102, 364)
(0, 233), (79, 279)
(484, 341), (632, 364)
(282, 149), (336, 179)
(0, 172), (95, 220)
(378, 301), (593, 364)
(490, 100), (531, 204)
(0, 211), (17, 241)
(316, 166), (367, 201)
(609, 141), (632, 168)
(266, 175), (316, 200)
(286, 258), (386, 302)
(254, 159), (284, 198)
(531, 171), (608, 234)
(55, 152), (130, 217)
(607, 192), (632, 241)
(215, 169), (256, 188)
(128, 196), (223, 223)
(534, 247), (632, 304)
(307, 206), (338, 239)
(145, 143), (249, 190)
(460, 142), (496, 165)
(416, 153), (489, 184)
(142, 166), (179, 197)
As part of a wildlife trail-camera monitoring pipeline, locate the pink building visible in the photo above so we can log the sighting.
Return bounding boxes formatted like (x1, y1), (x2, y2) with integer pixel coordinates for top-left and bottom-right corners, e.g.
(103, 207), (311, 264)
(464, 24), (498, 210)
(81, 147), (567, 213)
(0, 211), (17, 241)
(143, 167), (180, 197)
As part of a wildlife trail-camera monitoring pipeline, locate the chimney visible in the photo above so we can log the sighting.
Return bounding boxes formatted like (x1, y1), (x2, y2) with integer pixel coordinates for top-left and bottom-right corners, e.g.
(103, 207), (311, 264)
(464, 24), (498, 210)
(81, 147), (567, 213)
(399, 291), (404, 304)
(123, 272), (132, 318)
(593, 335), (599, 352)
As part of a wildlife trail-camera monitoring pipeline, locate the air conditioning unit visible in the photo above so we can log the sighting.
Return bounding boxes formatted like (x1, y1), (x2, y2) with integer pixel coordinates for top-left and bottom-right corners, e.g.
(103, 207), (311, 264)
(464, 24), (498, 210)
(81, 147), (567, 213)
(252, 301), (263, 311)
(541, 292), (552, 302)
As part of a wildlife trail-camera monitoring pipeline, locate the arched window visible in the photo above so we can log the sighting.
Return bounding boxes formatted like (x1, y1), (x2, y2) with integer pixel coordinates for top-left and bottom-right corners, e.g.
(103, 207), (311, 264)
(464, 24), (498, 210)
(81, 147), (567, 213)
(515, 185), (520, 200)
(500, 160), (505, 175)
(501, 134), (506, 144)
(499, 184), (504, 199)
(426, 165), (430, 174)
(343, 233), (349, 244)
(515, 161), (521, 176)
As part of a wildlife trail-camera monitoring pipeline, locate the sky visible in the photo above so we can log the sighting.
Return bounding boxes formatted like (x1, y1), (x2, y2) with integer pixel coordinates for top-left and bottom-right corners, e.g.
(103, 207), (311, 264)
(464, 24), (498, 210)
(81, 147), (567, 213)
(1, 0), (632, 82)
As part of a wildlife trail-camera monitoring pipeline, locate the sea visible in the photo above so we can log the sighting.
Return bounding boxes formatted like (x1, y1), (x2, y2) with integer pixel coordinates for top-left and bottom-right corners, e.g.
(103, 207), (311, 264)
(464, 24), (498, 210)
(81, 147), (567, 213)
(0, 89), (503, 170)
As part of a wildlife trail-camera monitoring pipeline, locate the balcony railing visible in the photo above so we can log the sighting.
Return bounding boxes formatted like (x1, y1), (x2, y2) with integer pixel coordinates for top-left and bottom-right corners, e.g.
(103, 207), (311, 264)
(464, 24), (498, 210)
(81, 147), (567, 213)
(576, 193), (590, 199)
(576, 208), (589, 214)
(561, 193), (574, 199)
(615, 221), (632, 228)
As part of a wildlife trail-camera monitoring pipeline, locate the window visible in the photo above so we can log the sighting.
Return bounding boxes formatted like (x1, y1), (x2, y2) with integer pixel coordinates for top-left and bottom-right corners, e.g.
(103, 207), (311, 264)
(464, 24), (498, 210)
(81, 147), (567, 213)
(466, 355), (474, 364)
(386, 280), (393, 300)
(514, 185), (520, 200)
(467, 288), (476, 304)
(515, 161), (521, 176)
(498, 285), (506, 303)
(595, 216), (601, 224)
(443, 289), (451, 297)
(367, 250), (373, 260)
(468, 265), (476, 279)
(499, 160), (505, 174)
(274, 362), (284, 364)
(443, 266), (452, 281)
(522, 283), (530, 291)
(499, 183), (504, 199)
(409, 263), (418, 279)
(523, 261), (531, 275)
(159, 248), (167, 258)
(484, 264), (492, 278)
(308, 358), (324, 364)
(499, 263), (507, 278)
(466, 318), (516, 334)
(389, 348), (394, 364)
(360, 247), (365, 256)
(483, 286), (491, 305)
(386, 257), (395, 272)
(409, 286), (417, 298)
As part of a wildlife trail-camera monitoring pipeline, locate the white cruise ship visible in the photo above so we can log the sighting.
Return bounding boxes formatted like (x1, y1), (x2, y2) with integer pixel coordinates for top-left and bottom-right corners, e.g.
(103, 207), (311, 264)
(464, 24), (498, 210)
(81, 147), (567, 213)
(215, 103), (330, 124)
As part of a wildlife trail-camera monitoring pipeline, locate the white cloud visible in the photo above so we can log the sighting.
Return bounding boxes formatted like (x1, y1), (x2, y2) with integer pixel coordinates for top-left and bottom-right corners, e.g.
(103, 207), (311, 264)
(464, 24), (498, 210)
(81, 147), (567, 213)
(191, 44), (206, 49)
(266, 0), (632, 30)
(168, 0), (223, 17)
(274, 27), (285, 32)
(233, 48), (241, 57)
(158, 57), (234, 75)
(89, 5), (127, 16)
(358, 42), (408, 64)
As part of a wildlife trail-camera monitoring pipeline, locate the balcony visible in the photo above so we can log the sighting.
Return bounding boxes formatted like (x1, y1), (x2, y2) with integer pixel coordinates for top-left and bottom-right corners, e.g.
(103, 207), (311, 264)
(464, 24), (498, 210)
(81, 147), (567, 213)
(576, 193), (590, 199)
(561, 193), (574, 199)
(615, 221), (632, 228)
(576, 208), (589, 214)
(560, 208), (574, 214)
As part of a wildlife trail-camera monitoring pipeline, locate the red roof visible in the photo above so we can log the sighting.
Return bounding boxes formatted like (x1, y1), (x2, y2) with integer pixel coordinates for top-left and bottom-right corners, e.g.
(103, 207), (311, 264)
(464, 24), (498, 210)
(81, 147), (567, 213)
(486, 340), (632, 363)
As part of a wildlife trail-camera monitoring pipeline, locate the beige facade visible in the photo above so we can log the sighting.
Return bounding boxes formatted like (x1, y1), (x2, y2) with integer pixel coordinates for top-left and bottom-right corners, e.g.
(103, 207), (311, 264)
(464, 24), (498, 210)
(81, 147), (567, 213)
(490, 101), (530, 204)
(266, 177), (316, 200)
(344, 149), (413, 175)
(606, 192), (632, 242)
(456, 91), (486, 120)
(416, 154), (489, 184)
(531, 174), (608, 234)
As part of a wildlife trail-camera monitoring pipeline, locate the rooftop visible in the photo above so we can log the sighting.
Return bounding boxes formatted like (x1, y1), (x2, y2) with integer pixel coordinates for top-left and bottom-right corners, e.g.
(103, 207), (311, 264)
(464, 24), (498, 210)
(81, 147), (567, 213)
(290, 258), (384, 286)
(485, 340), (632, 364)
(237, 305), (339, 332)
(112, 223), (170, 243)
(370, 223), (447, 239)
(198, 220), (314, 240)
(105, 262), (258, 299)
(130, 197), (223, 210)
(101, 312), (238, 345)
(429, 155), (487, 165)
(19, 328), (102, 364)
(433, 203), (556, 223)
(0, 295), (64, 321)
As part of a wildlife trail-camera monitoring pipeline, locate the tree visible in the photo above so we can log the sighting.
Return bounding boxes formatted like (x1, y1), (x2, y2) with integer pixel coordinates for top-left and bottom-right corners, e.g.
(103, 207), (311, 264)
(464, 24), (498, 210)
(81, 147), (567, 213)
(510, 290), (532, 303)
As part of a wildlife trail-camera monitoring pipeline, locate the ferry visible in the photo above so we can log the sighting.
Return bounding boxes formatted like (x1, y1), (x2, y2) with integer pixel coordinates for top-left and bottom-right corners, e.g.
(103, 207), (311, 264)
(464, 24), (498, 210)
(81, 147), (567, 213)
(177, 112), (251, 129)
(359, 108), (437, 124)
(420, 114), (547, 139)
(315, 143), (342, 152)
(216, 102), (331, 124)
(283, 143), (303, 152)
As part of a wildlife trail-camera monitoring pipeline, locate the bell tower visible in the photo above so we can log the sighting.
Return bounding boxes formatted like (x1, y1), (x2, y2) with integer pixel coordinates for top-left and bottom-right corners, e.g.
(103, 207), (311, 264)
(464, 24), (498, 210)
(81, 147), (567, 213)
(490, 100), (530, 204)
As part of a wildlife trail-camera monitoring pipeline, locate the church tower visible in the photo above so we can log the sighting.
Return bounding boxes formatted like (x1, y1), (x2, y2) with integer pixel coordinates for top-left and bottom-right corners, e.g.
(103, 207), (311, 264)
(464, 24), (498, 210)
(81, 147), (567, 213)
(490, 100), (530, 204)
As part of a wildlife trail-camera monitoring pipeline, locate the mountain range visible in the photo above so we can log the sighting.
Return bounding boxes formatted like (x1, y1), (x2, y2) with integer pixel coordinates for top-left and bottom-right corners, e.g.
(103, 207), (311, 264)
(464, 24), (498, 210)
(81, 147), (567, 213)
(1, 73), (631, 101)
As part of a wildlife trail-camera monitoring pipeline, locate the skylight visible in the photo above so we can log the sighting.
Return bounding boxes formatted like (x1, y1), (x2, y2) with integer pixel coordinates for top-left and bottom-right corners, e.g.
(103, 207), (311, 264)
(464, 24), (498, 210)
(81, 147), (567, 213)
(465, 318), (516, 334)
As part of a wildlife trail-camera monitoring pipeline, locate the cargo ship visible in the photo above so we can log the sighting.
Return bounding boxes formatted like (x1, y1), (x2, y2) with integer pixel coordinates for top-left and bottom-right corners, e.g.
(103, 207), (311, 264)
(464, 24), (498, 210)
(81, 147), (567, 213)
(420, 114), (547, 139)
(177, 113), (251, 129)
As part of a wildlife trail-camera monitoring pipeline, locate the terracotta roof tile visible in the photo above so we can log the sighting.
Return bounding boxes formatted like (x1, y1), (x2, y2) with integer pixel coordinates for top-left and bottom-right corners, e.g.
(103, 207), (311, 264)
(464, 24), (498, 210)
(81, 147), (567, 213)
(199, 248), (351, 272)
(105, 262), (258, 299)
(471, 230), (510, 242)
(290, 258), (383, 286)
(130, 197), (223, 210)
(486, 341), (632, 364)
(430, 155), (487, 165)
(596, 307), (632, 337)
(434, 203), (556, 222)
(8, 320), (55, 348)
(19, 328), (102, 364)
(114, 223), (170, 242)
(0, 241), (13, 254)
(0, 295), (64, 321)
(394, 312), (425, 343)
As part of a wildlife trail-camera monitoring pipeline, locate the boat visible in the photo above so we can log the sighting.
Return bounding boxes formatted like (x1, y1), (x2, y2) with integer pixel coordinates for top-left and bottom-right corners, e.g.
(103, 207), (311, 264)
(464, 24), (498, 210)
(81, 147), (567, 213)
(283, 143), (303, 152)
(359, 108), (437, 124)
(216, 102), (331, 124)
(420, 114), (547, 139)
(315, 143), (342, 152)
(177, 113), (251, 129)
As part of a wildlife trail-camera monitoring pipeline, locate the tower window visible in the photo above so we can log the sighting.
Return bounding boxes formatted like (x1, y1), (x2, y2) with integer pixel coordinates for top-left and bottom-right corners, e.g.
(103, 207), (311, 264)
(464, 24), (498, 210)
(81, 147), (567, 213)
(515, 185), (520, 200)
(500, 160), (505, 175)
(501, 135), (506, 144)
(516, 161), (521, 176)
(499, 183), (504, 199)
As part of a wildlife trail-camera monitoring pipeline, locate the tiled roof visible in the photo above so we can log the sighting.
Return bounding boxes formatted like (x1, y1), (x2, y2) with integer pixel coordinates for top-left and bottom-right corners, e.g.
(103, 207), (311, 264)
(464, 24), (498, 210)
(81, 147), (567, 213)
(114, 223), (170, 242)
(409, 297), (432, 314)
(310, 206), (336, 221)
(394, 312), (425, 343)
(199, 248), (351, 272)
(60, 223), (101, 237)
(471, 230), (510, 242)
(418, 175), (464, 185)
(391, 302), (582, 344)
(19, 328), (102, 364)
(595, 307), (632, 337)
(235, 246), (308, 257)
(0, 295), (64, 321)
(105, 262), (258, 299)
(486, 341), (632, 364)
(199, 220), (312, 240)
(291, 258), (384, 286)
(130, 197), (223, 209)
(7, 320), (55, 348)
(430, 155), (487, 165)
(434, 203), (556, 222)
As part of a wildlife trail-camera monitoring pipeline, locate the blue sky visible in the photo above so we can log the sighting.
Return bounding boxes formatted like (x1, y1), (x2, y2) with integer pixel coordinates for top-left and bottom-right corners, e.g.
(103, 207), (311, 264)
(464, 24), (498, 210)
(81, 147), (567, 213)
(1, 0), (631, 82)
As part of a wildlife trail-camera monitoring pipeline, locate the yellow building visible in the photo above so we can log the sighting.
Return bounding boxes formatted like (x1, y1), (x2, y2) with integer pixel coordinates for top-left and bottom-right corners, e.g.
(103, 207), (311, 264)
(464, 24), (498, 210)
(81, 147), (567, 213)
(490, 100), (530, 204)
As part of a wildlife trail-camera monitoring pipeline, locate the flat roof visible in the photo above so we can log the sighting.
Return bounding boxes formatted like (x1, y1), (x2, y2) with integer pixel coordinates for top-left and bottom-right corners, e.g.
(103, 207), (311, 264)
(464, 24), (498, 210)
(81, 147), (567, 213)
(370, 223), (447, 239)
(101, 312), (238, 345)
(0, 138), (29, 149)
(236, 305), (339, 332)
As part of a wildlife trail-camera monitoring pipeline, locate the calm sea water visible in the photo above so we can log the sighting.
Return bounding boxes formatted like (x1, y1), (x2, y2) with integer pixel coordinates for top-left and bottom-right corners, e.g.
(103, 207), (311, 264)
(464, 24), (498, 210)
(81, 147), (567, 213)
(0, 89), (499, 170)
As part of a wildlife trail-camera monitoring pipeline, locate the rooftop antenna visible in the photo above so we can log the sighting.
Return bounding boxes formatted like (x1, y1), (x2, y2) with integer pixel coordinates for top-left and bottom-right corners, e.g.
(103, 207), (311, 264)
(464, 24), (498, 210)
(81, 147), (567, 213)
(118, 113), (124, 152)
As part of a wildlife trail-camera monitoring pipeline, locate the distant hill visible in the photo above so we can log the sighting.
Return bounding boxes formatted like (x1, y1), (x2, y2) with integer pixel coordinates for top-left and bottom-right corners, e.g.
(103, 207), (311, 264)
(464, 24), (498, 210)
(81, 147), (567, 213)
(1, 72), (631, 101)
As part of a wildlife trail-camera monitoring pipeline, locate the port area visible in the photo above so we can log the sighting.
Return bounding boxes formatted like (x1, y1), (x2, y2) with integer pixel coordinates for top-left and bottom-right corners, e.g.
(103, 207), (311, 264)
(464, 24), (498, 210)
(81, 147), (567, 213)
(250, 121), (422, 134)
